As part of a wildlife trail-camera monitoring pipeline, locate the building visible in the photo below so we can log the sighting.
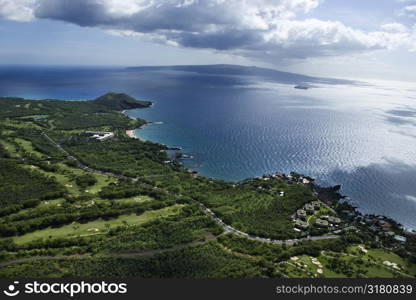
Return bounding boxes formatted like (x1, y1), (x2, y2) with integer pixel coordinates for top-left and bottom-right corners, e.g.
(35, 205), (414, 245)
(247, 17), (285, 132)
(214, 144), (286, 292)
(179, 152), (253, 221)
(302, 178), (311, 184)
(394, 235), (407, 243)
(384, 231), (395, 237)
(295, 220), (309, 230)
(297, 209), (307, 220)
(305, 204), (315, 214)
(311, 201), (320, 210)
(381, 223), (393, 232)
(378, 220), (387, 226)
(342, 210), (356, 219)
(315, 219), (329, 228)
(86, 131), (115, 141)
(328, 216), (341, 225)
(343, 226), (358, 232)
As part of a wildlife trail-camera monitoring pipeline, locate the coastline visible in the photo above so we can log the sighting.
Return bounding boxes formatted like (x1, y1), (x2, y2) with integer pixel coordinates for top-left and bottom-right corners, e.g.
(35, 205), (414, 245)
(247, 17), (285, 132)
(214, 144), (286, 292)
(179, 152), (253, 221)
(123, 110), (183, 151)
(122, 110), (414, 233)
(126, 129), (137, 139)
(122, 109), (149, 141)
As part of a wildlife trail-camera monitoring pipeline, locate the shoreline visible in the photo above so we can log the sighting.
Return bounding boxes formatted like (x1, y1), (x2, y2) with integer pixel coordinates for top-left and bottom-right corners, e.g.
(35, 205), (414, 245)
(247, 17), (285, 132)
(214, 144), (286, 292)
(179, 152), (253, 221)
(123, 110), (182, 150)
(126, 129), (137, 139)
(122, 109), (414, 233)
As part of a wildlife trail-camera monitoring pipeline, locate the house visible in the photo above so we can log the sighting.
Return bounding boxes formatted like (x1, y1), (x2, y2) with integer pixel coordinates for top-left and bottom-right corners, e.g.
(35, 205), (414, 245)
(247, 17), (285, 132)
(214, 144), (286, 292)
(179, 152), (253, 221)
(384, 231), (395, 237)
(343, 211), (356, 219)
(364, 217), (374, 224)
(302, 178), (311, 184)
(378, 220), (387, 226)
(305, 204), (315, 214)
(279, 191), (285, 197)
(381, 223), (393, 232)
(311, 201), (320, 210)
(315, 219), (329, 228)
(295, 220), (309, 230)
(343, 226), (358, 232)
(394, 235), (407, 243)
(328, 216), (341, 225)
(297, 209), (307, 220)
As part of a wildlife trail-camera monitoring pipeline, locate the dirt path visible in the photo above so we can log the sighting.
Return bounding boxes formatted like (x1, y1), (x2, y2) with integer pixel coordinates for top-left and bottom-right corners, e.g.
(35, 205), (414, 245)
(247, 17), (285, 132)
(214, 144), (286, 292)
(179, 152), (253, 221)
(0, 236), (216, 268)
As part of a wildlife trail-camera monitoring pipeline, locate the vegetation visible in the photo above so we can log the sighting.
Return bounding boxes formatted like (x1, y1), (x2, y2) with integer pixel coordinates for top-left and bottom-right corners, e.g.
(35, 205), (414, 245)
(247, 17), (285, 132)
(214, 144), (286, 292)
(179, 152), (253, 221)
(0, 93), (414, 278)
(75, 174), (98, 189)
(0, 159), (65, 207)
(93, 93), (151, 110)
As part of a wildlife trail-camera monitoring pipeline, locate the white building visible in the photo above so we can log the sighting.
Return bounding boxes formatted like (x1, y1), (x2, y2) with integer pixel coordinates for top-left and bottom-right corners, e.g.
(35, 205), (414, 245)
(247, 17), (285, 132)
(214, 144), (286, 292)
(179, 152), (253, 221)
(86, 131), (115, 141)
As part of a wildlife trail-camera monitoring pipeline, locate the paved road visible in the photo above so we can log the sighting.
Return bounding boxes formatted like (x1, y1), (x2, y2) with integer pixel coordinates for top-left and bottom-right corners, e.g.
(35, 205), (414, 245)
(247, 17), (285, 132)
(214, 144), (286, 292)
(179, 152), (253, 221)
(40, 131), (339, 245)
(197, 202), (338, 244)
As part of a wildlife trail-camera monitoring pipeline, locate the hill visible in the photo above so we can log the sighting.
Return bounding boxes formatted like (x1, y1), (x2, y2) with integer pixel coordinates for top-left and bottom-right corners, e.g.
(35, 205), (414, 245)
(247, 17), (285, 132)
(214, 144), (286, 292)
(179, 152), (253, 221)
(93, 93), (152, 110)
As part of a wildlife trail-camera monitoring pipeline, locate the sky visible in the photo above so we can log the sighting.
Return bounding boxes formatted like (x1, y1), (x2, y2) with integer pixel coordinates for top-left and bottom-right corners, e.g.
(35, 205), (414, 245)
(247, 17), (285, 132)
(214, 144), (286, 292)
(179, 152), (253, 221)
(0, 0), (416, 81)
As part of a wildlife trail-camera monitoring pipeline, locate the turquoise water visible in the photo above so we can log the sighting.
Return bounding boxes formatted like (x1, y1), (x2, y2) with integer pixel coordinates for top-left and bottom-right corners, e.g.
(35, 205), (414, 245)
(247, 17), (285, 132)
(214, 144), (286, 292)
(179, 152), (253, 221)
(1, 65), (416, 230)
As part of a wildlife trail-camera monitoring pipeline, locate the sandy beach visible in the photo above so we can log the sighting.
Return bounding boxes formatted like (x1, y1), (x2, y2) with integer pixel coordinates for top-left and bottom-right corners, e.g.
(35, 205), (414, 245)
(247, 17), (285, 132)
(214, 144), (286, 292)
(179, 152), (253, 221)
(126, 130), (137, 139)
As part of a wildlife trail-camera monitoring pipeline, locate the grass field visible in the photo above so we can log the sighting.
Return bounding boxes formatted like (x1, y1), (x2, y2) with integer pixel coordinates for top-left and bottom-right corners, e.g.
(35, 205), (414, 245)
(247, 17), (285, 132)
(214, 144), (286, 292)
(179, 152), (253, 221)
(38, 199), (66, 208)
(15, 138), (45, 158)
(57, 163), (117, 194)
(0, 129), (15, 135)
(21, 163), (117, 196)
(13, 204), (185, 245)
(0, 139), (19, 157)
(115, 196), (153, 204)
(277, 245), (415, 278)
(22, 164), (82, 196)
(355, 246), (416, 276)
(0, 118), (42, 129)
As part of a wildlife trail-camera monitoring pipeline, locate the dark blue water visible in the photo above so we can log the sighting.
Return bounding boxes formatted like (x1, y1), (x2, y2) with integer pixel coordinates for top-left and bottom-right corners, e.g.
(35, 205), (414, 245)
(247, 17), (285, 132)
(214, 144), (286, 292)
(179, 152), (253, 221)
(1, 65), (415, 230)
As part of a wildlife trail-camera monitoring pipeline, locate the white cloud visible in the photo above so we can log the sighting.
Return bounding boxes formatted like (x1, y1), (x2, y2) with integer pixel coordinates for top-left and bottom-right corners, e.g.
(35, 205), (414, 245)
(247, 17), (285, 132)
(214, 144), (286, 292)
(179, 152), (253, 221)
(381, 22), (409, 33)
(403, 4), (416, 18)
(405, 4), (416, 11)
(397, 0), (416, 17)
(0, 0), (35, 21)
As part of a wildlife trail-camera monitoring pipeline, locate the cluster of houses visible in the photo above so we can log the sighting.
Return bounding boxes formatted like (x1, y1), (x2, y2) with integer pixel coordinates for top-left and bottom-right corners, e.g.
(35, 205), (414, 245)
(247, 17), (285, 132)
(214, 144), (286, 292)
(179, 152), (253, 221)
(85, 131), (115, 141)
(256, 173), (311, 185)
(316, 215), (342, 228)
(228, 171), (412, 247)
(361, 216), (407, 244)
(338, 207), (411, 245)
(252, 173), (312, 195)
(294, 200), (342, 232)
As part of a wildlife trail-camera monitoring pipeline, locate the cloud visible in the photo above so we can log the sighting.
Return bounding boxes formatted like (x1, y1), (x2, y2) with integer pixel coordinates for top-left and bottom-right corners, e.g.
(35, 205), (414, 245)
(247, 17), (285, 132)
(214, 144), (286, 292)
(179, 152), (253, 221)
(397, 0), (416, 17)
(404, 5), (416, 17)
(0, 0), (35, 21)
(1, 0), (416, 62)
(381, 22), (409, 33)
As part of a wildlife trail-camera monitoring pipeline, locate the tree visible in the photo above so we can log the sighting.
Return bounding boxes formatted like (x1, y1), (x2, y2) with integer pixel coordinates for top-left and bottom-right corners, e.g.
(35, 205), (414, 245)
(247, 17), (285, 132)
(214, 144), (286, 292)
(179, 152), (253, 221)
(75, 174), (97, 189)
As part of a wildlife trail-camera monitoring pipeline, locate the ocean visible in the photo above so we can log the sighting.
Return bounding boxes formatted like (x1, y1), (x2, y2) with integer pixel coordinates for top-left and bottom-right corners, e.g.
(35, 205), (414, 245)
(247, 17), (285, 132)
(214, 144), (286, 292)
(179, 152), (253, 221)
(1, 65), (415, 230)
